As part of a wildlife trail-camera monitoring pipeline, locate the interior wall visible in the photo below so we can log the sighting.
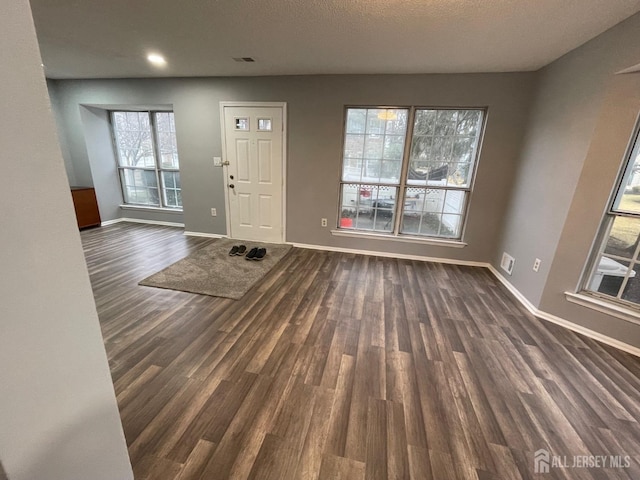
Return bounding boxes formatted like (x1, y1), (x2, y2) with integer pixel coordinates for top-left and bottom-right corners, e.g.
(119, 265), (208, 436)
(77, 106), (186, 224)
(49, 72), (536, 261)
(78, 106), (122, 221)
(494, 11), (640, 346)
(48, 81), (77, 186)
(0, 2), (133, 479)
(495, 12), (640, 305)
(539, 73), (640, 348)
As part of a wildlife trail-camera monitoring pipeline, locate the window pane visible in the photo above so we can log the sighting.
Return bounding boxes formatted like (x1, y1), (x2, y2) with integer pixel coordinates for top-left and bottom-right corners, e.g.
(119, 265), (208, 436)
(364, 135), (384, 159)
(342, 157), (363, 182)
(161, 171), (182, 208)
(455, 110), (481, 135)
(380, 160), (402, 183)
(383, 135), (405, 160)
(366, 110), (386, 135)
(441, 214), (463, 238)
(452, 136), (475, 164)
(235, 118), (249, 130)
(258, 118), (272, 131)
(413, 110), (437, 135)
(164, 171), (175, 188)
(603, 216), (640, 259)
(400, 187), (466, 238)
(346, 109), (366, 134)
(112, 111), (154, 167)
(340, 184), (397, 232)
(621, 263), (640, 304)
(121, 168), (159, 206)
(384, 110), (409, 135)
(341, 107), (408, 185)
(612, 130), (640, 213)
(408, 109), (483, 187)
(154, 112), (179, 169)
(443, 190), (465, 214)
(587, 256), (631, 296)
(434, 110), (458, 136)
(448, 163), (472, 187)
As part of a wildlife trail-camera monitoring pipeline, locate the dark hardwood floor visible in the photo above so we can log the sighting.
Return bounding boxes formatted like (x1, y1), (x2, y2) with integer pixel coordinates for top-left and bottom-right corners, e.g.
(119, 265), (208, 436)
(81, 222), (640, 480)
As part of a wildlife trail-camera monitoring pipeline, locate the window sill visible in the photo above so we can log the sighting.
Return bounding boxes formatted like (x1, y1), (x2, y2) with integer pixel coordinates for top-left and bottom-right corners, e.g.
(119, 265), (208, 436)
(330, 229), (467, 248)
(119, 204), (183, 214)
(565, 292), (640, 327)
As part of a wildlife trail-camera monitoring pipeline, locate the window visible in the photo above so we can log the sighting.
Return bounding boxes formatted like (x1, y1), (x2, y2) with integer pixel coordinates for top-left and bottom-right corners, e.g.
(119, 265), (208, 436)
(584, 123), (640, 307)
(338, 107), (485, 240)
(111, 111), (182, 209)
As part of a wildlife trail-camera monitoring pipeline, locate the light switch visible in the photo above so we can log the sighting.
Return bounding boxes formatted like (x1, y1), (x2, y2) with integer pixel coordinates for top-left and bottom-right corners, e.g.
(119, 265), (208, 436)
(213, 156), (222, 167)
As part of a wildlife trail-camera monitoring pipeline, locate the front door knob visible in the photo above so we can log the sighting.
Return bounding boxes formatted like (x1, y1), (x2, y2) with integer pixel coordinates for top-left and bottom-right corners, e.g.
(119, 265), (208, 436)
(229, 184), (235, 189)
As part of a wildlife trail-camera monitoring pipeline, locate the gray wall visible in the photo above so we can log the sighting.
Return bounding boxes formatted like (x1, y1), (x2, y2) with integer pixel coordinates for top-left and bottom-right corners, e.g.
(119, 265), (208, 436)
(495, 12), (640, 346)
(0, 1), (133, 479)
(539, 73), (640, 347)
(48, 73), (536, 261)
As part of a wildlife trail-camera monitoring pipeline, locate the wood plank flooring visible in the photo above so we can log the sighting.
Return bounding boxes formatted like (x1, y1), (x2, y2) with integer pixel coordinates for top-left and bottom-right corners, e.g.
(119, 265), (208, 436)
(81, 223), (640, 480)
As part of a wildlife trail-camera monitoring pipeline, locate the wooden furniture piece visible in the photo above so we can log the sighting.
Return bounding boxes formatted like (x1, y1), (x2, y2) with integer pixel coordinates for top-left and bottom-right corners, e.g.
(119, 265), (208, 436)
(70, 187), (101, 229)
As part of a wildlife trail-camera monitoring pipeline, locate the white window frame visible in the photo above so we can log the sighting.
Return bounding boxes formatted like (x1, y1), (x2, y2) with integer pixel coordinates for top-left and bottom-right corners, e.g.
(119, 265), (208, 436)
(581, 118), (640, 310)
(336, 105), (486, 242)
(110, 110), (182, 210)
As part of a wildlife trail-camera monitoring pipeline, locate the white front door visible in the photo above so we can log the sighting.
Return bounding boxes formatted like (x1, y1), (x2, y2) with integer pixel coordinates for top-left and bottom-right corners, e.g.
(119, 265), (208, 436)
(222, 105), (285, 243)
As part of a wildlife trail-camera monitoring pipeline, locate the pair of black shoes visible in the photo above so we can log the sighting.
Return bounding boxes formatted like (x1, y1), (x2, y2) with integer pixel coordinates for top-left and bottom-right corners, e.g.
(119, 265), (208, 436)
(228, 245), (247, 256)
(245, 247), (267, 261)
(228, 244), (267, 261)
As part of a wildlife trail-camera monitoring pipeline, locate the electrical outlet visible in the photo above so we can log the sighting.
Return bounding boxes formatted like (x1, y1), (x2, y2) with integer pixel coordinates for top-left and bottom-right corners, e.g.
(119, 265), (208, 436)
(533, 258), (541, 272)
(211, 208), (217, 217)
(321, 218), (328, 227)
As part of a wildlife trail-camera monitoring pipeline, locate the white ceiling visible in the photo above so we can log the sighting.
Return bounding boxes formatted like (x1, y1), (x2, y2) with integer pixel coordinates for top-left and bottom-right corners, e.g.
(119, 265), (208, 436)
(30, 0), (640, 79)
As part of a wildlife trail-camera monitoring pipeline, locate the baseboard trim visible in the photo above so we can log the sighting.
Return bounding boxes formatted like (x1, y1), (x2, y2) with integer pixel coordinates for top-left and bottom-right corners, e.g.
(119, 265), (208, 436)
(487, 265), (640, 358)
(96, 224), (640, 356)
(288, 242), (488, 267)
(184, 231), (227, 239)
(100, 218), (123, 227)
(486, 265), (539, 315)
(101, 218), (184, 228)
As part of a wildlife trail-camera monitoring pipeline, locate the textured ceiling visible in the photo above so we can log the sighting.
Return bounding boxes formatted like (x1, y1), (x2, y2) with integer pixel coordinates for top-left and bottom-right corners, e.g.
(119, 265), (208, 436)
(30, 0), (640, 79)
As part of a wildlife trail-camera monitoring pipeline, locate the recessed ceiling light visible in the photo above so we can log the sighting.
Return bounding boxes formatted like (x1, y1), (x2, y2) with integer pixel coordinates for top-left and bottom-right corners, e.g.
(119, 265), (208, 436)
(147, 53), (167, 66)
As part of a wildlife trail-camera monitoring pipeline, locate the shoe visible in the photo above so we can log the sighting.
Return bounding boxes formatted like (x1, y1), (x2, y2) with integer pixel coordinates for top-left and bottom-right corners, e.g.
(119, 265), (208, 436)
(245, 247), (258, 260)
(229, 245), (239, 256)
(236, 245), (247, 256)
(253, 248), (267, 261)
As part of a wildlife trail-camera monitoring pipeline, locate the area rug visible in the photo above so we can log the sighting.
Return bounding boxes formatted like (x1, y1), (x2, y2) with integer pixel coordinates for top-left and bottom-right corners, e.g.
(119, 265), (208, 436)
(139, 238), (292, 300)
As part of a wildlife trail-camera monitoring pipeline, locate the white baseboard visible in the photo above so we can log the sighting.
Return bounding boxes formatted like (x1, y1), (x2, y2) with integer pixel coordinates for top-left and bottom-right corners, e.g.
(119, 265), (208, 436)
(288, 242), (640, 356)
(487, 265), (640, 358)
(100, 218), (123, 227)
(288, 242), (488, 267)
(101, 218), (184, 228)
(95, 223), (640, 357)
(184, 231), (227, 239)
(486, 265), (539, 315)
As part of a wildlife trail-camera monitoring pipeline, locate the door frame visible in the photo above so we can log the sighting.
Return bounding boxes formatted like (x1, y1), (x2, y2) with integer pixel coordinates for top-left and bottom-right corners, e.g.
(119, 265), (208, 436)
(219, 101), (287, 243)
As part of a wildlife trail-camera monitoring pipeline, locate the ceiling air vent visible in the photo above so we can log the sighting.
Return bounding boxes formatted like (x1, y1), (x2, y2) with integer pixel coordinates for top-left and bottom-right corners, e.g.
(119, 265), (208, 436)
(233, 57), (256, 62)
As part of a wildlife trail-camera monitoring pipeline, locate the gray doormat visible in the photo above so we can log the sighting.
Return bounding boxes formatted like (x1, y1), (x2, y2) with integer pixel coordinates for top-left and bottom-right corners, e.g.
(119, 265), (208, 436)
(139, 238), (292, 300)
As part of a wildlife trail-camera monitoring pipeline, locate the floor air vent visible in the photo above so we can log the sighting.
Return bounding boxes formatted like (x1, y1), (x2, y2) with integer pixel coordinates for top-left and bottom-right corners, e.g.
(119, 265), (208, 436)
(501, 252), (515, 275)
